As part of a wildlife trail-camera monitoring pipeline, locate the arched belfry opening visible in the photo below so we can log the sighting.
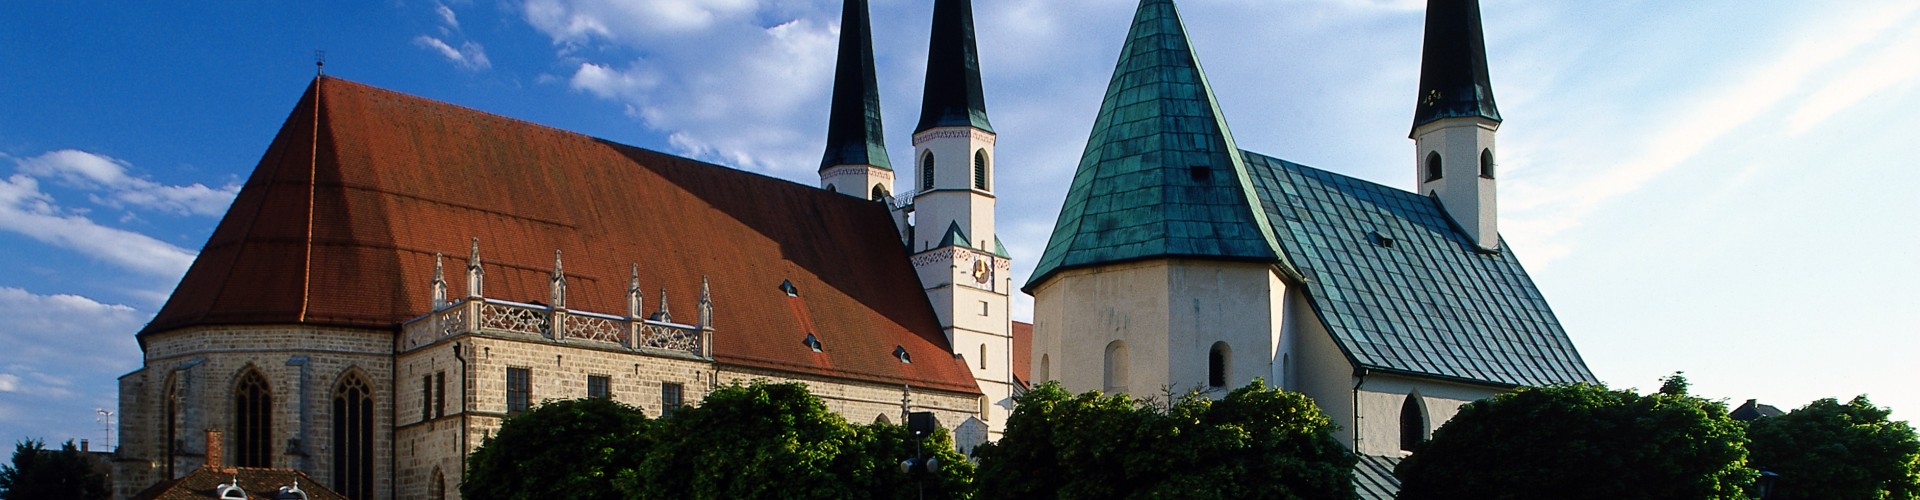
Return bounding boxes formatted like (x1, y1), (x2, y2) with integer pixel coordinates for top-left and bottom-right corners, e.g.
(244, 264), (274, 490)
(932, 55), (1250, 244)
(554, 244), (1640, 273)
(332, 370), (375, 499)
(1424, 152), (1443, 182)
(1479, 148), (1495, 178)
(1207, 341), (1231, 388)
(232, 367), (272, 468)
(1400, 391), (1429, 452)
(921, 152), (936, 191)
(973, 149), (990, 190)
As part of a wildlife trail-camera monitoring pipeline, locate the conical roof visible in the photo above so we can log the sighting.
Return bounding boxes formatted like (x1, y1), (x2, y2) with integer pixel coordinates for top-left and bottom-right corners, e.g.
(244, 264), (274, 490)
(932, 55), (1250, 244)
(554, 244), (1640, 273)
(820, 0), (891, 170)
(1026, 0), (1280, 291)
(1410, 0), (1501, 132)
(915, 0), (992, 133)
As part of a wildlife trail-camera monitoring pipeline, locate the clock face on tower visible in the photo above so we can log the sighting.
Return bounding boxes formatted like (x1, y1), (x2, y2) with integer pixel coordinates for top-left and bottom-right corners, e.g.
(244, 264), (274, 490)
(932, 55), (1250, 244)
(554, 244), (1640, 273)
(972, 258), (992, 285)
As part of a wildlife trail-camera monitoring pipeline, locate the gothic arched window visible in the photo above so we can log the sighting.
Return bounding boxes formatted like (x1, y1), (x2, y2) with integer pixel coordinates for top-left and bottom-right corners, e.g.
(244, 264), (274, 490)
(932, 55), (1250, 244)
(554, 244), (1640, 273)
(921, 151), (935, 191)
(871, 184), (891, 202)
(1208, 342), (1231, 388)
(429, 467), (447, 500)
(233, 368), (272, 468)
(333, 372), (375, 499)
(1400, 392), (1428, 452)
(1479, 148), (1495, 178)
(1039, 354), (1050, 382)
(1424, 152), (1443, 182)
(973, 150), (989, 190)
(1104, 340), (1129, 394)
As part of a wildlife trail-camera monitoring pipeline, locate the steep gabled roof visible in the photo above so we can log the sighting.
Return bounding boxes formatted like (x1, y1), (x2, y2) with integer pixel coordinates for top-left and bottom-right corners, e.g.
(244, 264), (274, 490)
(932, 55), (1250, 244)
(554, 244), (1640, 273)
(145, 77), (980, 395)
(132, 465), (346, 500)
(1242, 151), (1594, 387)
(1026, 0), (1282, 290)
(819, 0), (892, 170)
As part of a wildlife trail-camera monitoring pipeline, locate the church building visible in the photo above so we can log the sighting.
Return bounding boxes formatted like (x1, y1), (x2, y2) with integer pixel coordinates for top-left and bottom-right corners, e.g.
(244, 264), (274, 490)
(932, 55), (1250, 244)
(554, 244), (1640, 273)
(109, 0), (1590, 498)
(1025, 0), (1594, 476)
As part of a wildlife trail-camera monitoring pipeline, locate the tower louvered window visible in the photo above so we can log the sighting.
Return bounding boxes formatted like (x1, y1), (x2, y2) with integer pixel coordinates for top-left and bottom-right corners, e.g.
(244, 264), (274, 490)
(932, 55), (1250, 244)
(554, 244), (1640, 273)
(333, 373), (374, 500)
(973, 150), (989, 190)
(921, 152), (935, 191)
(233, 369), (272, 468)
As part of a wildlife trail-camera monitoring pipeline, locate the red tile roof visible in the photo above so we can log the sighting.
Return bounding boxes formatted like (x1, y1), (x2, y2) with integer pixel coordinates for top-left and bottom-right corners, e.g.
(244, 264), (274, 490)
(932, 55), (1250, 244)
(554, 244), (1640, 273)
(1012, 320), (1032, 385)
(145, 77), (980, 395)
(131, 465), (347, 500)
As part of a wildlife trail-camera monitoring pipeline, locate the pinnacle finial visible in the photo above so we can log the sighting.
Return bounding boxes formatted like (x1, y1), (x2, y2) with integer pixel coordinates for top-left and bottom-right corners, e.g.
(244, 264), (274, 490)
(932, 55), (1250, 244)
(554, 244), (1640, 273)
(550, 250), (567, 309)
(651, 287), (672, 323)
(431, 252), (448, 309)
(465, 237), (484, 299)
(698, 276), (714, 329)
(627, 264), (642, 319)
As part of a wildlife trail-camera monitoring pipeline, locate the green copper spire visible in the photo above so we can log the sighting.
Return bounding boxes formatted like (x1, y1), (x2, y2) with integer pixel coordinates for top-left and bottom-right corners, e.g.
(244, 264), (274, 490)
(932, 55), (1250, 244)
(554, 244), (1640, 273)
(820, 0), (891, 171)
(915, 0), (992, 134)
(1026, 0), (1279, 291)
(1411, 0), (1501, 133)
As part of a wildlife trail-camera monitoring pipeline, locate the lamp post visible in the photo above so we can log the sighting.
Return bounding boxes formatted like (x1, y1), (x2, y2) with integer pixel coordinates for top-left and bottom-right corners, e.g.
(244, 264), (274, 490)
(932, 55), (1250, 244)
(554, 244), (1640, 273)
(900, 411), (940, 500)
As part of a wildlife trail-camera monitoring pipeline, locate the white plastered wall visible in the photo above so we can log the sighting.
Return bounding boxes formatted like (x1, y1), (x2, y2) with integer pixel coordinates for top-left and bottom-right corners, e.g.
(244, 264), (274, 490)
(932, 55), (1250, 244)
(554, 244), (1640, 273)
(1414, 117), (1499, 249)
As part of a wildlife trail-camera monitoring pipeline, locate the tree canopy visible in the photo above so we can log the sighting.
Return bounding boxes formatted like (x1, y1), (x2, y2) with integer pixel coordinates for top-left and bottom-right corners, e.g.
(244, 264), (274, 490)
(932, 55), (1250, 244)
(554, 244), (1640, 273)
(0, 439), (108, 500)
(1395, 383), (1755, 500)
(1745, 396), (1920, 500)
(975, 379), (1355, 500)
(462, 396), (652, 500)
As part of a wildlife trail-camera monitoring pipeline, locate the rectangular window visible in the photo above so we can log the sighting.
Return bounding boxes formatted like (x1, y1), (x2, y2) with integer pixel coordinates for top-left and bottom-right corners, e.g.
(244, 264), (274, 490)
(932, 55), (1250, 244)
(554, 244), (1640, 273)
(588, 375), (611, 399)
(661, 382), (684, 416)
(506, 367), (531, 415)
(980, 300), (989, 316)
(420, 375), (433, 421)
(434, 371), (446, 418)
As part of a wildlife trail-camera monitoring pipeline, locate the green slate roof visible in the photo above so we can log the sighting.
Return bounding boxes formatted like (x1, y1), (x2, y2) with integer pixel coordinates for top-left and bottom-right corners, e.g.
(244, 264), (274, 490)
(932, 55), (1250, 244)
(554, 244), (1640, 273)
(1241, 151), (1594, 387)
(1027, 0), (1280, 287)
(820, 0), (891, 170)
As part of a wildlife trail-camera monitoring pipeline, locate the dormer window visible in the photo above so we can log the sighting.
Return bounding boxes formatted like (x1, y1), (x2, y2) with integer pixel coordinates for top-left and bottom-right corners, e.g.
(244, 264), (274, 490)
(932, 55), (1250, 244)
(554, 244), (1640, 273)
(780, 280), (799, 297)
(1424, 152), (1443, 182)
(894, 346), (912, 363)
(804, 333), (824, 352)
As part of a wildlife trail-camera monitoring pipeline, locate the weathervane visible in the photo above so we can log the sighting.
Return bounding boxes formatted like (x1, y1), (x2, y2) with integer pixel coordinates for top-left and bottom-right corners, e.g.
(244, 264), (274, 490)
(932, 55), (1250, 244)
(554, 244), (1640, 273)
(315, 49), (327, 76)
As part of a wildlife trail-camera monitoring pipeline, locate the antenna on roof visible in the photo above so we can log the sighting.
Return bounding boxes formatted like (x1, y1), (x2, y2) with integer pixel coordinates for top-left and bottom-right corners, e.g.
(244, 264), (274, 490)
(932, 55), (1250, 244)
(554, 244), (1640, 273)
(314, 50), (327, 76)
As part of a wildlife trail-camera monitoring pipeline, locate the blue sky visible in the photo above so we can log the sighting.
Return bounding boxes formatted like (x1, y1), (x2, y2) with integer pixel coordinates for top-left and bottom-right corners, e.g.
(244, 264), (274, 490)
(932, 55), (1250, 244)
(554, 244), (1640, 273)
(3, 0), (1916, 446)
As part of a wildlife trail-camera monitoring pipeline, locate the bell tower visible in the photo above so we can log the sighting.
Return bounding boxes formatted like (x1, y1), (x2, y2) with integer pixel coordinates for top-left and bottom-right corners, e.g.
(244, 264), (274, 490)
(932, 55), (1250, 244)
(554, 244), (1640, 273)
(818, 0), (895, 202)
(910, 0), (1012, 443)
(1411, 0), (1502, 250)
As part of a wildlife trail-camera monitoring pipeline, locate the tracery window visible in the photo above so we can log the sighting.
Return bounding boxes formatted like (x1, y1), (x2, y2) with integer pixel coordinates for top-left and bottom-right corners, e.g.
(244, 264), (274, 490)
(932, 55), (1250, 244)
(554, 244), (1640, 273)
(333, 372), (375, 500)
(233, 368), (272, 468)
(162, 374), (180, 478)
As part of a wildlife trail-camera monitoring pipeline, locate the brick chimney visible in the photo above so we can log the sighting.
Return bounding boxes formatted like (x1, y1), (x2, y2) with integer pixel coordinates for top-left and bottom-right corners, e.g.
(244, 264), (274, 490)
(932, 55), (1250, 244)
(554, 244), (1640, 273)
(204, 429), (223, 468)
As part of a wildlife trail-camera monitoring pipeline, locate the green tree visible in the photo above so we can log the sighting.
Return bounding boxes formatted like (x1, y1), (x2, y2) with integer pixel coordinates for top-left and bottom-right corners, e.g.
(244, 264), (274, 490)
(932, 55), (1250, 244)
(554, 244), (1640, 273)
(1395, 383), (1755, 500)
(976, 379), (1355, 499)
(1746, 396), (1920, 500)
(0, 439), (108, 500)
(619, 381), (971, 499)
(462, 397), (651, 500)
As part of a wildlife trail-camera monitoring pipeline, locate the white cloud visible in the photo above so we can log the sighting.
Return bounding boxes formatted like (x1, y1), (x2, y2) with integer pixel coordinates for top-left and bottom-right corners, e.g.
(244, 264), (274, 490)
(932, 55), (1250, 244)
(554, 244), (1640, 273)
(0, 173), (198, 278)
(0, 287), (144, 445)
(521, 0), (763, 46)
(415, 35), (493, 71)
(14, 149), (238, 217)
(435, 3), (461, 29)
(549, 9), (838, 174)
(1788, 18), (1920, 134)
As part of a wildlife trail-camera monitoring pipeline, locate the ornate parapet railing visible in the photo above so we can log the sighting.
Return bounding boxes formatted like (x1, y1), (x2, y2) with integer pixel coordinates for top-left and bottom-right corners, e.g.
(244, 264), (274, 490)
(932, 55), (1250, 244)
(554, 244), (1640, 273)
(401, 299), (708, 358)
(403, 242), (715, 358)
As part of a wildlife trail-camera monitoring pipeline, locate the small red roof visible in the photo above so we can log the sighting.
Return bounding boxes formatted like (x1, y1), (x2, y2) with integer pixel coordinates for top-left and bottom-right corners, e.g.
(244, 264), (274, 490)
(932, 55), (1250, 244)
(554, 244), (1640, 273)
(145, 77), (979, 395)
(1012, 320), (1032, 385)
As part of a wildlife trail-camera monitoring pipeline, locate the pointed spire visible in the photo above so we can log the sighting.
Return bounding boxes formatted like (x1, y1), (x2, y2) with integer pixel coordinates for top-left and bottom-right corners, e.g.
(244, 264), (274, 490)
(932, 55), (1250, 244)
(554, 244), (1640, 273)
(697, 276), (714, 329)
(549, 250), (566, 309)
(431, 252), (448, 309)
(465, 237), (484, 299)
(650, 287), (672, 323)
(1411, 0), (1501, 133)
(820, 0), (893, 171)
(915, 0), (993, 134)
(1026, 0), (1278, 291)
(627, 264), (642, 319)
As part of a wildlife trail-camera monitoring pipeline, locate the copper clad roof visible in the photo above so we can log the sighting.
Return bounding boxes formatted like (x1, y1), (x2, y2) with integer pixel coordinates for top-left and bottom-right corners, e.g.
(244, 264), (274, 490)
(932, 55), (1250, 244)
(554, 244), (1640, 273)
(146, 77), (980, 394)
